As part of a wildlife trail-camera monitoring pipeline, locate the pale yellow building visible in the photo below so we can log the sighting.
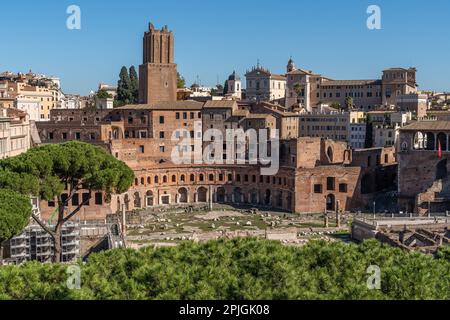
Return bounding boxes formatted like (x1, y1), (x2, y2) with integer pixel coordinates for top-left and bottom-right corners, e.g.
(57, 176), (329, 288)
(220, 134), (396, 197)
(0, 108), (32, 159)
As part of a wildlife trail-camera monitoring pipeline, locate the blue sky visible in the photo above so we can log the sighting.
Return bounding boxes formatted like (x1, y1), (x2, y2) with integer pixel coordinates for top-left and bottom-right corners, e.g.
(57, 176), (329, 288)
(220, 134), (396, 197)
(1, 0), (449, 95)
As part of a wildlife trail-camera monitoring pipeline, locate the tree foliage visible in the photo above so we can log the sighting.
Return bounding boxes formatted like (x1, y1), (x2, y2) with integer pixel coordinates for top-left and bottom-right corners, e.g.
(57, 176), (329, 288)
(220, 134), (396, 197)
(0, 141), (134, 262)
(0, 189), (32, 242)
(177, 72), (185, 89)
(0, 141), (134, 200)
(129, 66), (139, 104)
(96, 89), (112, 100)
(0, 238), (449, 300)
(116, 66), (134, 106)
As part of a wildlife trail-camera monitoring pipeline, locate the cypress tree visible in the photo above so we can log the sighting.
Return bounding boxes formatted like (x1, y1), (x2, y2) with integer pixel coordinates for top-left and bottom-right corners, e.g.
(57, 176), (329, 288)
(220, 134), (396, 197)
(116, 66), (132, 106)
(129, 66), (139, 104)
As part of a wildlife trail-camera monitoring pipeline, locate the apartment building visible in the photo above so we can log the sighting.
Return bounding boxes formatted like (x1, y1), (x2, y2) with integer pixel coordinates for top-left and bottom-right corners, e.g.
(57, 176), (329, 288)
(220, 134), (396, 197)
(0, 108), (32, 159)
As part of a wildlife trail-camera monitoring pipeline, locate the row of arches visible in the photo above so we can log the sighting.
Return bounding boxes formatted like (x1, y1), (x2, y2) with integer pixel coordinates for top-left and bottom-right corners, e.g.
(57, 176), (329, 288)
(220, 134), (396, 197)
(413, 131), (449, 151)
(133, 171), (294, 189)
(118, 186), (294, 212)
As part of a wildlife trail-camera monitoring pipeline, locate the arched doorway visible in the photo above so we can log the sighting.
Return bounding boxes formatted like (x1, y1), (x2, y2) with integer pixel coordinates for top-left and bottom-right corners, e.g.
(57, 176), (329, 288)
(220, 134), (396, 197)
(276, 191), (283, 207)
(233, 187), (243, 203)
(197, 187), (208, 203)
(178, 187), (188, 203)
(250, 189), (258, 205)
(264, 189), (271, 206)
(216, 187), (226, 203)
(437, 133), (447, 151)
(327, 146), (333, 162)
(326, 194), (335, 211)
(134, 192), (141, 209)
(425, 132), (435, 150)
(146, 191), (154, 207)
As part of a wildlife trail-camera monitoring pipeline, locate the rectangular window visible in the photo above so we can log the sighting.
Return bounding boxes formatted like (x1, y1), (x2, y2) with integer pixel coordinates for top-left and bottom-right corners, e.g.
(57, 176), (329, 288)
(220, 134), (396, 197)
(160, 146), (165, 153)
(159, 116), (165, 124)
(95, 192), (103, 205)
(82, 193), (90, 205)
(327, 177), (335, 191)
(159, 131), (165, 139)
(139, 145), (145, 153)
(72, 194), (80, 206)
(176, 113), (180, 119)
(314, 184), (323, 194)
(339, 184), (348, 193)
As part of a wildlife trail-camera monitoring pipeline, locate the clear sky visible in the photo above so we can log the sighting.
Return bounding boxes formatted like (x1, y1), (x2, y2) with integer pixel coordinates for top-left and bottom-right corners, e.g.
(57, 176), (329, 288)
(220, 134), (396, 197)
(1, 0), (449, 95)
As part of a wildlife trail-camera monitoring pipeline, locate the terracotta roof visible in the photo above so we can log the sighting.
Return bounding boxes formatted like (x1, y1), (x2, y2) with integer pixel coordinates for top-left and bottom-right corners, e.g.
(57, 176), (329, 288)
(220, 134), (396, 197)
(232, 109), (249, 117)
(115, 100), (204, 110)
(246, 113), (273, 119)
(401, 121), (450, 131)
(271, 74), (287, 81)
(287, 68), (315, 75)
(321, 79), (381, 86)
(204, 100), (237, 108)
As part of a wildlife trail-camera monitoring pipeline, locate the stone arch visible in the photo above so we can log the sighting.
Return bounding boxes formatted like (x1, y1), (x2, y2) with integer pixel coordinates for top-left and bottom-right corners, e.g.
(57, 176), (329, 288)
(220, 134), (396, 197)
(146, 191), (154, 207)
(250, 189), (258, 204)
(425, 132), (435, 150)
(178, 187), (188, 203)
(326, 194), (335, 211)
(197, 187), (208, 203)
(276, 191), (283, 207)
(413, 131), (424, 150)
(233, 187), (243, 203)
(437, 132), (447, 151)
(327, 146), (334, 162)
(264, 189), (271, 206)
(216, 187), (226, 203)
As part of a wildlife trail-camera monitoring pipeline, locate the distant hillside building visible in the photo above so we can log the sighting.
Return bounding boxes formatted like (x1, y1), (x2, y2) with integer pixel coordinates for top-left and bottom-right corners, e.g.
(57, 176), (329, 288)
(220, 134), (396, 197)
(245, 63), (286, 103)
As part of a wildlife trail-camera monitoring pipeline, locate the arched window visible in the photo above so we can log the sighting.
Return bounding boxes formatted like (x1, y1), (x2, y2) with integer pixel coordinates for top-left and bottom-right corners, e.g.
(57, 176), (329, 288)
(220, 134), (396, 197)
(180, 175), (185, 182)
(209, 174), (214, 181)
(147, 177), (151, 184)
(413, 132), (424, 150)
(437, 133), (447, 151)
(199, 174), (204, 182)
(154, 176), (159, 184)
(172, 175), (176, 183)
(327, 146), (333, 162)
(163, 176), (168, 183)
(190, 174), (195, 182)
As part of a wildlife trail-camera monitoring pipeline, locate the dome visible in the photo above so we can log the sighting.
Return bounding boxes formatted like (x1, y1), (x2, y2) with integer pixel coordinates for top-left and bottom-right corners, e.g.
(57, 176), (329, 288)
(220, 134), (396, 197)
(287, 57), (296, 73)
(228, 71), (241, 81)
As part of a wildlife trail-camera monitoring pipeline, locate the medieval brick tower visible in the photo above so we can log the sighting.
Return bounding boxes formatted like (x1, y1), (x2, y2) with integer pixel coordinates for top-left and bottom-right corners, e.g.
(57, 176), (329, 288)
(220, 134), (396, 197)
(139, 23), (178, 104)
